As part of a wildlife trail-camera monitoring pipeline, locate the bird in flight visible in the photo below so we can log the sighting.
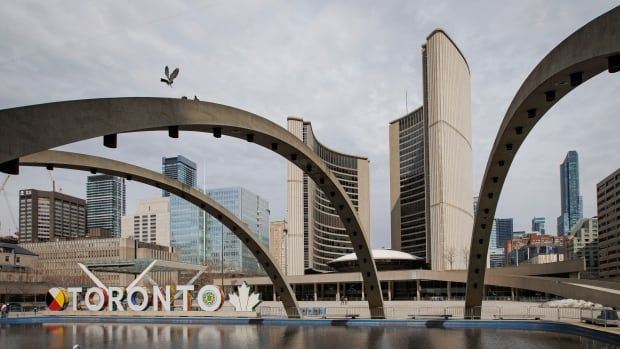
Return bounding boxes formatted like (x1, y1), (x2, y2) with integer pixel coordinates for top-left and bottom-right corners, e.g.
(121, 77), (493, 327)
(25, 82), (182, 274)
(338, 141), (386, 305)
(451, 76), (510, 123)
(161, 66), (179, 87)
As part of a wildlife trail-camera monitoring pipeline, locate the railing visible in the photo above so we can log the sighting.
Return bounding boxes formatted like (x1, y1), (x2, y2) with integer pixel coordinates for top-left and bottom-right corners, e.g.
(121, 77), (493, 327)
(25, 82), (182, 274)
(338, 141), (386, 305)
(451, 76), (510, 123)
(256, 304), (620, 326)
(5, 302), (617, 327)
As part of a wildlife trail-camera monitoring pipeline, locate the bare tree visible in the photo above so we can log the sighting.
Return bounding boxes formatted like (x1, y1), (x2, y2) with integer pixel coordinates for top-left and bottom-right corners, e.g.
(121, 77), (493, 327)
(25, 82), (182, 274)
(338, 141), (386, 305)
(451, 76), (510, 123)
(462, 247), (470, 269)
(445, 247), (456, 270)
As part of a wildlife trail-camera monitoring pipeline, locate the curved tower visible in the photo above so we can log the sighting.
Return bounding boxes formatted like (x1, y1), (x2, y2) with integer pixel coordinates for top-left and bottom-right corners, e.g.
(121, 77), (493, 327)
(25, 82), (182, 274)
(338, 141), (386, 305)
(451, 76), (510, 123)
(390, 29), (473, 271)
(424, 30), (473, 270)
(287, 118), (370, 273)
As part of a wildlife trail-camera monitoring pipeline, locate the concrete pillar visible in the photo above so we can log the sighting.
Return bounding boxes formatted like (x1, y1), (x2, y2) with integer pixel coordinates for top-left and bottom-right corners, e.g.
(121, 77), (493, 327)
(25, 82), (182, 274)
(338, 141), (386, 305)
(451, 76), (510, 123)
(388, 281), (392, 301)
(361, 282), (365, 301)
(416, 280), (421, 301)
(447, 281), (451, 300)
(483, 285), (487, 300)
(313, 283), (317, 301)
(515, 288), (519, 301)
(510, 288), (515, 301)
(336, 282), (340, 302)
(273, 287), (276, 302)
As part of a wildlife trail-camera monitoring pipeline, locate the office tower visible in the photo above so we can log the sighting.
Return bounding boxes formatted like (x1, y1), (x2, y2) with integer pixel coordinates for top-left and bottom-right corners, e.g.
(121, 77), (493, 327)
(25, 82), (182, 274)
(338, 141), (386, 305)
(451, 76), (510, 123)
(288, 118), (371, 274)
(597, 169), (620, 279)
(206, 187), (269, 274)
(494, 218), (514, 249)
(269, 220), (288, 274)
(486, 220), (504, 268)
(86, 175), (125, 237)
(557, 151), (583, 235)
(161, 155), (205, 265)
(121, 197), (171, 247)
(18, 189), (86, 242)
(389, 29), (473, 270)
(531, 217), (546, 234)
(567, 217), (599, 275)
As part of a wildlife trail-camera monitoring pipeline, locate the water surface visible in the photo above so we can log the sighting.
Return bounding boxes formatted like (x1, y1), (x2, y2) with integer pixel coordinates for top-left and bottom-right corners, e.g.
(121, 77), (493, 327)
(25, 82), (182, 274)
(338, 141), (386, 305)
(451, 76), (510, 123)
(0, 323), (615, 349)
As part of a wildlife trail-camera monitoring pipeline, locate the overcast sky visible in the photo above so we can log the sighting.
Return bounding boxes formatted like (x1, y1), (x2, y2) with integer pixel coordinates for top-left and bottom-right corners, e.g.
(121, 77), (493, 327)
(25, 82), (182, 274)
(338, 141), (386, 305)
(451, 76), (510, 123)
(1, 1), (619, 248)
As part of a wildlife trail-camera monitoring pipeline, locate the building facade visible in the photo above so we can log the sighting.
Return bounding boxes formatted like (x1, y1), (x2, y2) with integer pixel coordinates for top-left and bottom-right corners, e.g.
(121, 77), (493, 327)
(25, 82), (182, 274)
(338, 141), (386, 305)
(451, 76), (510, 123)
(87, 175), (126, 238)
(287, 118), (371, 274)
(121, 197), (171, 247)
(557, 151), (583, 235)
(206, 187), (269, 274)
(161, 155), (205, 265)
(506, 233), (566, 266)
(495, 218), (514, 249)
(597, 169), (620, 279)
(567, 217), (598, 275)
(486, 221), (504, 268)
(532, 217), (546, 234)
(18, 189), (86, 242)
(390, 29), (473, 270)
(21, 237), (178, 287)
(269, 220), (287, 275)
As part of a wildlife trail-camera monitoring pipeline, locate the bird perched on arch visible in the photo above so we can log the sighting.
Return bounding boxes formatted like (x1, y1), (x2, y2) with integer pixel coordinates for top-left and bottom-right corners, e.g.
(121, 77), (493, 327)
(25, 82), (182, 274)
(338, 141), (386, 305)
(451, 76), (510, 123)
(160, 66), (179, 87)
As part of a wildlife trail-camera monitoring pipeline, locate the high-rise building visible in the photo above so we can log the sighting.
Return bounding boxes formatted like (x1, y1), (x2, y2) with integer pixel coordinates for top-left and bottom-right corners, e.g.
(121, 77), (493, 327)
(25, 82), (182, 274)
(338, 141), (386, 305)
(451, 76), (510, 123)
(269, 220), (287, 275)
(557, 151), (583, 235)
(86, 175), (126, 237)
(486, 220), (504, 268)
(389, 29), (473, 270)
(288, 117), (371, 274)
(567, 217), (598, 275)
(531, 217), (546, 234)
(121, 197), (171, 247)
(18, 189), (86, 242)
(495, 218), (513, 249)
(206, 187), (269, 274)
(597, 169), (620, 279)
(161, 156), (205, 265)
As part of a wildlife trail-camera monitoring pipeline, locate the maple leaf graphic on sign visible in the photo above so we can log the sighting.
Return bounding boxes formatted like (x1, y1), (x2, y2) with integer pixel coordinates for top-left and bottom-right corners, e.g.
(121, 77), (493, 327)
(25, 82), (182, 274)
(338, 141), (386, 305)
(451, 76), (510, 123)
(228, 282), (262, 312)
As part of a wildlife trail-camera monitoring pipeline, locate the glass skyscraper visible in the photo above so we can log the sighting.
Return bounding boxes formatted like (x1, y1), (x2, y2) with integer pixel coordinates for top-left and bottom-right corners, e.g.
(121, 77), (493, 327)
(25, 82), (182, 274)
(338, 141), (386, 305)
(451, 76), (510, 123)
(487, 221), (504, 268)
(495, 218), (513, 249)
(162, 155), (205, 265)
(205, 187), (269, 274)
(532, 217), (546, 234)
(86, 175), (125, 237)
(557, 151), (583, 235)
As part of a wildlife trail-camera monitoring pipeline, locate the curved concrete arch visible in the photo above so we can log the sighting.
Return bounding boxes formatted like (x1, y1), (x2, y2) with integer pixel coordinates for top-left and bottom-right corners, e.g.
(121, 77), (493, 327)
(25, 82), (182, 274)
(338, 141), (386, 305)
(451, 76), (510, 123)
(20, 150), (302, 318)
(465, 6), (620, 315)
(0, 98), (385, 317)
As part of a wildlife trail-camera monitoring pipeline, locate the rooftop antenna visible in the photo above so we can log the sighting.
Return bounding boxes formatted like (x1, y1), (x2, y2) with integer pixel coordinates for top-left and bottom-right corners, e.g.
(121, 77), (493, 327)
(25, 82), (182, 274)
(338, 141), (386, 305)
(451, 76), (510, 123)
(405, 89), (409, 114)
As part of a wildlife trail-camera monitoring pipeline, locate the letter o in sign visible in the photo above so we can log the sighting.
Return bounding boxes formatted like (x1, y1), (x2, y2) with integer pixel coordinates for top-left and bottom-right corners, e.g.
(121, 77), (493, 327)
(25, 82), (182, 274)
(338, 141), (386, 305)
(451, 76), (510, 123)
(85, 287), (106, 311)
(197, 285), (224, 312)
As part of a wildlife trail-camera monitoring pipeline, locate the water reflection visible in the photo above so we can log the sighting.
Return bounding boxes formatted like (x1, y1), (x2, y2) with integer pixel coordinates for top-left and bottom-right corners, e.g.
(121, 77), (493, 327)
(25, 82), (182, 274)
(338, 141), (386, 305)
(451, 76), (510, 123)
(0, 323), (615, 349)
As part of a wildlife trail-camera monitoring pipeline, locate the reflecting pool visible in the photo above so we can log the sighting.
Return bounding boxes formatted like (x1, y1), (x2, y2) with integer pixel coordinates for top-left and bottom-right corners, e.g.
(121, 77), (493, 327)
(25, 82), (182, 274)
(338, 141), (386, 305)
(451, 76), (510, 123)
(0, 323), (616, 349)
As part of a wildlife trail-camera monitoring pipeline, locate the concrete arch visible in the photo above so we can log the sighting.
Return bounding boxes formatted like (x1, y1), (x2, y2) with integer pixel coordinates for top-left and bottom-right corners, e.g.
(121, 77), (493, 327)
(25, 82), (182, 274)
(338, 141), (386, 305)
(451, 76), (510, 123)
(20, 149), (302, 318)
(0, 98), (384, 317)
(465, 6), (620, 315)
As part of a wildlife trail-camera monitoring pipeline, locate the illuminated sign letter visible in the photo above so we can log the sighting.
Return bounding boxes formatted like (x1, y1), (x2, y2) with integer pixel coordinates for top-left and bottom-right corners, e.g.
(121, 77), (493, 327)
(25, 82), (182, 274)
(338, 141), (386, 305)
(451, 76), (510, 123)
(85, 287), (106, 311)
(197, 285), (223, 312)
(67, 287), (82, 311)
(127, 287), (149, 311)
(177, 285), (194, 311)
(108, 287), (125, 311)
(153, 286), (171, 312)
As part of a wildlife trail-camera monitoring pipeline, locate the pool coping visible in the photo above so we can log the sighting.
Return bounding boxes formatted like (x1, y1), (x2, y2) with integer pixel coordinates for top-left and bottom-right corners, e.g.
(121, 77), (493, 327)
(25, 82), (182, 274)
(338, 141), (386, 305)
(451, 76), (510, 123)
(1, 316), (619, 346)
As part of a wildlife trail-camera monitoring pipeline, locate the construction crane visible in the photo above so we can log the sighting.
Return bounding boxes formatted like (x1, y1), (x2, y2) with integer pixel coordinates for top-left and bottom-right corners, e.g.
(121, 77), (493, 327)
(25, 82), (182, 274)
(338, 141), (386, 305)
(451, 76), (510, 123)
(0, 175), (17, 234)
